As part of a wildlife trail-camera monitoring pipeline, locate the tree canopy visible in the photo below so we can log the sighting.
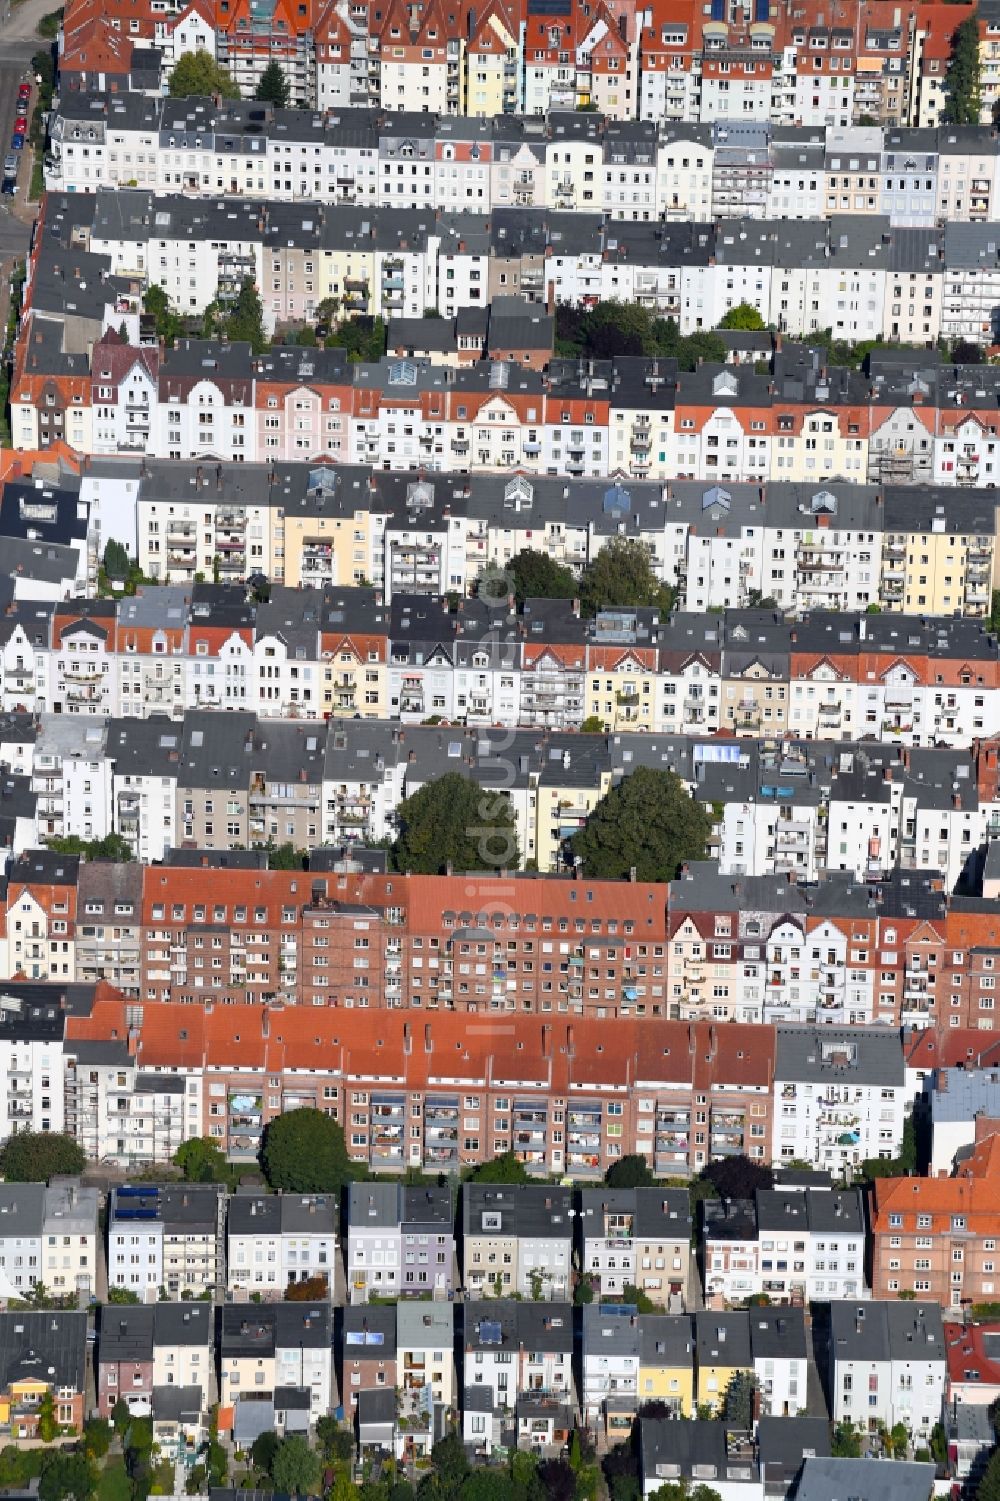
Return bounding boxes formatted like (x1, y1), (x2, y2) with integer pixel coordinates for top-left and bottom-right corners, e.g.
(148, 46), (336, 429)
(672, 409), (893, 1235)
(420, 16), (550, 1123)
(722, 1370), (758, 1430)
(37, 1453), (94, 1501)
(326, 314), (386, 362)
(467, 1151), (529, 1185)
(174, 1137), (230, 1183)
(569, 766), (713, 882)
(260, 1108), (353, 1194)
(579, 537), (674, 618)
(168, 51), (240, 99)
(701, 1154), (774, 1201)
(605, 1154), (655, 1189)
(142, 285), (185, 346)
(391, 772), (520, 875)
(718, 303), (767, 331)
(254, 61), (290, 106)
(943, 14), (981, 125)
(0, 1132), (85, 1183)
(47, 833), (134, 862)
(270, 1436), (320, 1497)
(267, 841), (308, 871)
(555, 302), (726, 370)
(223, 278), (268, 355)
(479, 548), (577, 608)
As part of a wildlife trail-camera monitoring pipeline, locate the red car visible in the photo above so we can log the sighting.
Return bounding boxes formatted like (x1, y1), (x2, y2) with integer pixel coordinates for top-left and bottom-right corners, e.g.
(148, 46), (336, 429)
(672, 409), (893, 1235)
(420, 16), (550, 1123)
(17, 87), (30, 105)
(14, 117), (27, 134)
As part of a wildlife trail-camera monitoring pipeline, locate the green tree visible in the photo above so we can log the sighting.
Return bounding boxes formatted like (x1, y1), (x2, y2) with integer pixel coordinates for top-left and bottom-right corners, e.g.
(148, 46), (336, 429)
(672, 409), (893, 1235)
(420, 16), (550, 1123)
(270, 1436), (319, 1496)
(702, 1155), (773, 1200)
(260, 1107), (353, 1194)
(83, 1420), (112, 1460)
(225, 277), (268, 355)
(247, 1428), (277, 1476)
(717, 303), (766, 331)
(38, 1453), (95, 1501)
(831, 1421), (862, 1459)
(943, 14), (982, 125)
(315, 1415), (353, 1466)
(467, 1151), (528, 1185)
(574, 1276), (595, 1306)
(47, 832), (134, 862)
(168, 51), (240, 99)
(648, 1484), (723, 1501)
(460, 1474), (517, 1501)
(103, 539), (130, 579)
(569, 766), (712, 882)
(111, 1399), (131, 1445)
(480, 549), (577, 608)
(392, 773), (520, 875)
(605, 1154), (654, 1189)
(888, 1423), (909, 1460)
(174, 1137), (229, 1183)
(428, 1434), (469, 1495)
(581, 715), (604, 733)
(36, 1391), (58, 1444)
(206, 1440), (227, 1489)
(107, 1287), (141, 1305)
(621, 1283), (655, 1314)
(267, 841), (307, 871)
(327, 314), (386, 363)
(254, 61), (290, 106)
(142, 285), (184, 345)
(0, 1132), (85, 1183)
(722, 1370), (758, 1430)
(579, 537), (673, 617)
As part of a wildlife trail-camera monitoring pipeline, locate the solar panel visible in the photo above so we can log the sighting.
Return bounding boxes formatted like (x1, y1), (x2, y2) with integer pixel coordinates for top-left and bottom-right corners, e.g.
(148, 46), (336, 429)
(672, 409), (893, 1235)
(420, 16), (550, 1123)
(479, 1320), (503, 1346)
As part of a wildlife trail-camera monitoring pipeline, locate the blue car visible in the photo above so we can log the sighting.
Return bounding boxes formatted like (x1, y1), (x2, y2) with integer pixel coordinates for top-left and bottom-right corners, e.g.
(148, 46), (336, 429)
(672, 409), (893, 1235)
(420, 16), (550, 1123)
(10, 134), (24, 151)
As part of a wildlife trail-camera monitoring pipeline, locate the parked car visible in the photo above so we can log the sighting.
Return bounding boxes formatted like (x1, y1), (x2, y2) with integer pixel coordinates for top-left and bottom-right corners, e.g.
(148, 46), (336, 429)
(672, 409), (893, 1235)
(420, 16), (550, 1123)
(10, 134), (24, 151)
(14, 117), (27, 133)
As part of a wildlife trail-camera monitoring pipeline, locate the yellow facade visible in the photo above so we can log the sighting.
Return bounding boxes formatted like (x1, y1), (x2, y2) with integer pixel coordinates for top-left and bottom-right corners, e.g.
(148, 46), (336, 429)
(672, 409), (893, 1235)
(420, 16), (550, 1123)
(320, 244), (377, 312)
(638, 1359), (694, 1416)
(890, 526), (995, 617)
(697, 1361), (746, 1413)
(279, 511), (378, 589)
(322, 646), (388, 719)
(534, 774), (612, 873)
(585, 661), (658, 732)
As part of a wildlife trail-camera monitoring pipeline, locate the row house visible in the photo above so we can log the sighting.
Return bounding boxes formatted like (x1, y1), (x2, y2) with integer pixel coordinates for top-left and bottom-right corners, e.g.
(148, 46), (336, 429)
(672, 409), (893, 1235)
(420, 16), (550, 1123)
(29, 189), (1000, 410)
(702, 1187), (868, 1307)
(52, 0), (983, 130)
(226, 1192), (338, 1298)
(345, 1182), (455, 1303)
(829, 1300), (946, 1436)
(0, 1312), (87, 1440)
(48, 104), (1000, 209)
(0, 975), (932, 1180)
(96, 1302), (213, 1421)
(63, 995), (784, 1178)
(8, 734), (1000, 1016)
(0, 1180), (98, 1301)
(219, 1301), (333, 1436)
(870, 1146), (1000, 1306)
(106, 1182), (225, 1300)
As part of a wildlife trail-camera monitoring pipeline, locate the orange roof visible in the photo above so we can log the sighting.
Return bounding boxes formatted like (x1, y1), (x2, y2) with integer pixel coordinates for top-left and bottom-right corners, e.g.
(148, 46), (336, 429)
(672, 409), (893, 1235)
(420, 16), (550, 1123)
(872, 1169), (1000, 1231)
(79, 999), (775, 1096)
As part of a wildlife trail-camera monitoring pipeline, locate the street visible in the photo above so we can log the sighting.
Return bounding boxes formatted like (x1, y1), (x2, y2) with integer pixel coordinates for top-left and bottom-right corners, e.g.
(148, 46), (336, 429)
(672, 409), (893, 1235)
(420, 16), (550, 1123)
(0, 0), (57, 375)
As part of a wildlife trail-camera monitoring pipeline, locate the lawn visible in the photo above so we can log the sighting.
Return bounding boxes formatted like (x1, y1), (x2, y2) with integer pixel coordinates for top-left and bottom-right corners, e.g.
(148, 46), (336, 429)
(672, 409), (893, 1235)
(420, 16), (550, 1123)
(97, 1459), (132, 1501)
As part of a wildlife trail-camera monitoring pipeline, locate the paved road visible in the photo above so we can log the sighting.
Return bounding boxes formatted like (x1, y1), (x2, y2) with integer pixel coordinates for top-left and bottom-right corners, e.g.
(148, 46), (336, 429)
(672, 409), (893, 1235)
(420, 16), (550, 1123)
(0, 0), (59, 63)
